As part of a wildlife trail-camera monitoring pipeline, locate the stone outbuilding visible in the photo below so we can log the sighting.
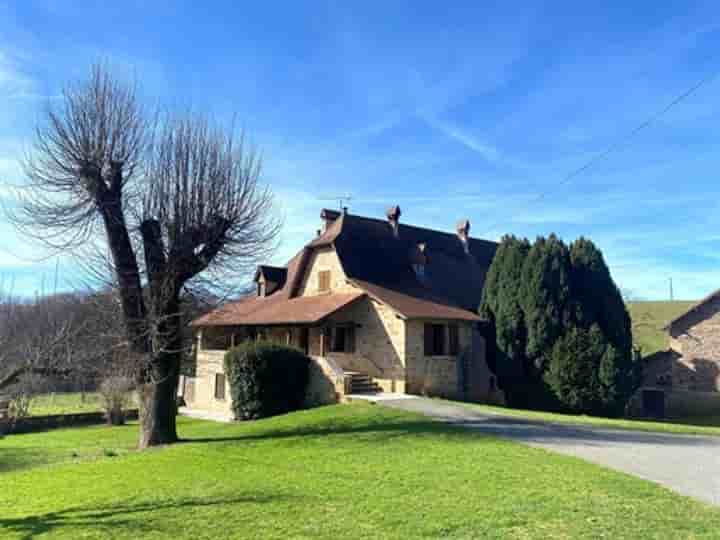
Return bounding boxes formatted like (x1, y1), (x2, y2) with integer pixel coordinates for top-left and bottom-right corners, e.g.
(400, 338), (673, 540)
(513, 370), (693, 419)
(637, 291), (720, 417)
(183, 206), (503, 417)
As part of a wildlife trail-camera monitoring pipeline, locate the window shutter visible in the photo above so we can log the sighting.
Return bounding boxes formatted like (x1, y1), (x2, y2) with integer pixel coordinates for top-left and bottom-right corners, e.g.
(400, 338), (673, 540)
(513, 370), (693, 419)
(449, 324), (459, 355)
(214, 373), (226, 400)
(318, 270), (331, 292)
(424, 324), (433, 356)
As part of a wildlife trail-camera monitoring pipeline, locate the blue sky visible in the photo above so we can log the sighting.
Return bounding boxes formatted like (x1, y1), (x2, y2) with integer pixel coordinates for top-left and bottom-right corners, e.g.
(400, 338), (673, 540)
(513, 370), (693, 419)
(0, 1), (719, 300)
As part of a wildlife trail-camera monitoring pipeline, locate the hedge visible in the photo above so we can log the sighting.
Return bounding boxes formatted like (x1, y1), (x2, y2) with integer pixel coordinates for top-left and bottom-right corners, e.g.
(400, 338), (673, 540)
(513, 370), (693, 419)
(224, 341), (311, 420)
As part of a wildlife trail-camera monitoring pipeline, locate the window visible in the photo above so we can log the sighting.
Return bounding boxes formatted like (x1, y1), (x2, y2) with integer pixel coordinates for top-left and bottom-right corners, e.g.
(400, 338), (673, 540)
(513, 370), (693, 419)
(257, 282), (266, 297)
(318, 270), (331, 292)
(214, 373), (226, 400)
(448, 324), (459, 355)
(330, 325), (355, 353)
(424, 324), (446, 356)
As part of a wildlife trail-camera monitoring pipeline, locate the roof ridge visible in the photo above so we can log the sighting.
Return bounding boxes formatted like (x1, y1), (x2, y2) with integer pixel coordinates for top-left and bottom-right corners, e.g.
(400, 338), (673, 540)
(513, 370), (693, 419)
(342, 212), (496, 244)
(665, 288), (720, 330)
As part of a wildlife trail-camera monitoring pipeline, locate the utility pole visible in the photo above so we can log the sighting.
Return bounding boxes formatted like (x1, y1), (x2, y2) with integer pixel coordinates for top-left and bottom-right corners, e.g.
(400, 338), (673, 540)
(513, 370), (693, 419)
(669, 277), (674, 301)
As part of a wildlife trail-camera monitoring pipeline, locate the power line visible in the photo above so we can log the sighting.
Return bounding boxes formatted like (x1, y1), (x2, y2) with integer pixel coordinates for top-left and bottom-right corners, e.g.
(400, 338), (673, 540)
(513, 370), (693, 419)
(481, 66), (720, 236)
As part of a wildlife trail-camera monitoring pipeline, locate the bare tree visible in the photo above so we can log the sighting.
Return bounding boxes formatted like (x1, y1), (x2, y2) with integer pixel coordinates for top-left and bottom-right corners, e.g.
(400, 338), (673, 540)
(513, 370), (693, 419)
(10, 64), (279, 448)
(0, 291), (79, 394)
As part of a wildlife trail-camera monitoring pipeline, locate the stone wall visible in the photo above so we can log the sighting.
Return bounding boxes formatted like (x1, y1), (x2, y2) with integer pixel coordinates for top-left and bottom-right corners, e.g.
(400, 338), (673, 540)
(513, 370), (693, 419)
(669, 297), (720, 392)
(325, 296), (406, 392)
(404, 320), (473, 399)
(190, 350), (232, 417)
(305, 356), (344, 406)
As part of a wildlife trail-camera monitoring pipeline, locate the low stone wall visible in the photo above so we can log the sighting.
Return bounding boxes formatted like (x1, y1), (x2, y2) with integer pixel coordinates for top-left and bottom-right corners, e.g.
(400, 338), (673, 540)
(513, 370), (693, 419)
(305, 356), (343, 406)
(1, 409), (139, 435)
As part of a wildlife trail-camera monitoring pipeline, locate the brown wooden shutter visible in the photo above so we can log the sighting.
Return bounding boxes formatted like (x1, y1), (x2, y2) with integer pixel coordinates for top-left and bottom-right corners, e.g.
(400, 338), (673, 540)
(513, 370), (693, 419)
(214, 373), (226, 400)
(424, 324), (433, 356)
(318, 270), (331, 292)
(449, 324), (459, 355)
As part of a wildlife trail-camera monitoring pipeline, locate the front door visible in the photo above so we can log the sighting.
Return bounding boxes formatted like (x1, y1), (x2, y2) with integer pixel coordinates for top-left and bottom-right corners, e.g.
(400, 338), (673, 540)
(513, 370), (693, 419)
(299, 327), (310, 355)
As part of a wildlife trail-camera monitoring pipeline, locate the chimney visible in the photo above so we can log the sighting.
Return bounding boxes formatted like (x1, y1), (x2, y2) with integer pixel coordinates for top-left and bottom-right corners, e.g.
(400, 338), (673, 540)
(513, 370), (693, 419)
(456, 219), (471, 254)
(320, 208), (341, 232)
(387, 205), (401, 237)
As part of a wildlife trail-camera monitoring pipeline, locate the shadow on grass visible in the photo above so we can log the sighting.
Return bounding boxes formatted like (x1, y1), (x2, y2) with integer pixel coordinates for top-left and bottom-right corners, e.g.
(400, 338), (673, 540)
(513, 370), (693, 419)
(183, 404), (720, 449)
(0, 448), (70, 475)
(0, 493), (297, 540)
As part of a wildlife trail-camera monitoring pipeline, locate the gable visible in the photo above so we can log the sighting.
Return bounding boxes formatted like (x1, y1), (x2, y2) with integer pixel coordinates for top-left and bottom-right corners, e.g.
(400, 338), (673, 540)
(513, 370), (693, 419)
(296, 246), (354, 297)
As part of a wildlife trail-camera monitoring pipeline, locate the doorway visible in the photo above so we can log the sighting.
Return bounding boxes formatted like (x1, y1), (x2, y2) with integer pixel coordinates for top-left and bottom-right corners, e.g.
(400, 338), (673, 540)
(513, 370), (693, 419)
(299, 327), (310, 355)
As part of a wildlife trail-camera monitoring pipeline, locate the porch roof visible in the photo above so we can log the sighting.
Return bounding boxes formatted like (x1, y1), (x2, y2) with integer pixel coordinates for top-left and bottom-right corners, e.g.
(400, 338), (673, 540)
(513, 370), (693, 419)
(191, 291), (365, 327)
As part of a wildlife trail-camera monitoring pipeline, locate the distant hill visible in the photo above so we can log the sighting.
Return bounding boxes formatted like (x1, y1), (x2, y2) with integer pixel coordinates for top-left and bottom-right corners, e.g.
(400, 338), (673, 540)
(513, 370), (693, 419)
(627, 301), (696, 355)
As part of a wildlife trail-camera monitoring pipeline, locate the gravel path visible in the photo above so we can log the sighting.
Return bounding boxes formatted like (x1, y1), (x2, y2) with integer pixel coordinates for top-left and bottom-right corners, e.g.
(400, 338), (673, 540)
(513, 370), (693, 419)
(382, 397), (720, 506)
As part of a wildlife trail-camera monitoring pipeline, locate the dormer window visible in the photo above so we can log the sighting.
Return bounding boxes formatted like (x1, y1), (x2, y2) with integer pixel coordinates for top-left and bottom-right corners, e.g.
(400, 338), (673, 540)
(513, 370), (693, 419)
(411, 241), (428, 283)
(257, 282), (266, 297)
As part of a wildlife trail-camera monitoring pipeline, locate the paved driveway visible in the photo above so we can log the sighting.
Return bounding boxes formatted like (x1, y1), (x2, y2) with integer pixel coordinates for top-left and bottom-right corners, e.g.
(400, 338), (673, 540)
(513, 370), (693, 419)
(381, 397), (720, 506)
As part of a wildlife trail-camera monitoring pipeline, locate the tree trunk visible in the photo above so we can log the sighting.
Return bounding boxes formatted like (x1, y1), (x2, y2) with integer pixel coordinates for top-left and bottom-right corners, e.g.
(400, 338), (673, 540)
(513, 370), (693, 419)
(138, 351), (180, 448)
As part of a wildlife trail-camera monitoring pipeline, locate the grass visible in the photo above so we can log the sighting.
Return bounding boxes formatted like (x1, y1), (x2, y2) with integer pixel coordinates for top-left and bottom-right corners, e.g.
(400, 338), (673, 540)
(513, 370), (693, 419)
(628, 300), (695, 355)
(29, 393), (105, 416)
(449, 400), (720, 436)
(1, 404), (719, 539)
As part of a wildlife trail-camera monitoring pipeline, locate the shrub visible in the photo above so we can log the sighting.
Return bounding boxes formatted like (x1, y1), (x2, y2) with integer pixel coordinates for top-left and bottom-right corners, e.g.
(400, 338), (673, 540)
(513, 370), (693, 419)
(99, 376), (134, 426)
(481, 234), (638, 415)
(224, 341), (310, 420)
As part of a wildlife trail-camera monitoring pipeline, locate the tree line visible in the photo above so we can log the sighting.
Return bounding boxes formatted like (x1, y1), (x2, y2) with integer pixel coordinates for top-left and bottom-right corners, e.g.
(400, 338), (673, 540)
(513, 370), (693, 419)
(480, 235), (641, 416)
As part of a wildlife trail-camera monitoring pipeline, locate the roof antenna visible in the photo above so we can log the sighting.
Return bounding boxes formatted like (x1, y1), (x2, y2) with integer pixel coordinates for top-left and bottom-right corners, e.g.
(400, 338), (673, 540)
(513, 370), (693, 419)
(319, 194), (353, 211)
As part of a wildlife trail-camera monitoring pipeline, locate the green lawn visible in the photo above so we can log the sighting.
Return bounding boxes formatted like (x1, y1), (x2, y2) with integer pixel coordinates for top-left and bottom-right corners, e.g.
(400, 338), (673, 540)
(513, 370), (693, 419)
(449, 400), (720, 436)
(627, 300), (695, 355)
(29, 393), (105, 416)
(2, 404), (719, 539)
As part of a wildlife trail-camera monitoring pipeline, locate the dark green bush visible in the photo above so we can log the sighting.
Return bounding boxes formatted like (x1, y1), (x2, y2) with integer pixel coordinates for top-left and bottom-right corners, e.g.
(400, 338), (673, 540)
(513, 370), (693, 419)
(224, 341), (310, 420)
(480, 234), (639, 416)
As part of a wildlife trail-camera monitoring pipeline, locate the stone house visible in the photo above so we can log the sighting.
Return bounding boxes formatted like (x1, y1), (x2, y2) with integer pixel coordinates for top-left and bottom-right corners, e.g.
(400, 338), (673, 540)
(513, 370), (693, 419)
(662, 292), (720, 392)
(636, 292), (720, 417)
(185, 206), (502, 417)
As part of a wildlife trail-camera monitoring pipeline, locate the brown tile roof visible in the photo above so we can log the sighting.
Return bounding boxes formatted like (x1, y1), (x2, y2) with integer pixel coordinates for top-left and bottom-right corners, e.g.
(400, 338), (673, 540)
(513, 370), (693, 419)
(192, 208), (497, 326)
(191, 292), (365, 327)
(352, 280), (482, 321)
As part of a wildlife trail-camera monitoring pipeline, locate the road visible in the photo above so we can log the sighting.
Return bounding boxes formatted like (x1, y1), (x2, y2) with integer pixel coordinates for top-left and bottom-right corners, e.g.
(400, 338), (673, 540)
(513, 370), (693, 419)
(382, 397), (720, 506)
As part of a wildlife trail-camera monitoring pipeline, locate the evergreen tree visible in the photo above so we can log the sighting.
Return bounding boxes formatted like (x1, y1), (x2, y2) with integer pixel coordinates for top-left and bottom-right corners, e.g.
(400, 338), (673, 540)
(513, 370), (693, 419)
(546, 325), (605, 413)
(569, 238), (638, 414)
(480, 233), (639, 415)
(520, 235), (574, 375)
(480, 236), (529, 383)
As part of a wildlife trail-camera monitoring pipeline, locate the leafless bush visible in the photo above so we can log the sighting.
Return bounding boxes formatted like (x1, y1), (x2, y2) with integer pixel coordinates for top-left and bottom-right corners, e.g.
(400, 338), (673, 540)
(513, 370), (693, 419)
(99, 375), (135, 426)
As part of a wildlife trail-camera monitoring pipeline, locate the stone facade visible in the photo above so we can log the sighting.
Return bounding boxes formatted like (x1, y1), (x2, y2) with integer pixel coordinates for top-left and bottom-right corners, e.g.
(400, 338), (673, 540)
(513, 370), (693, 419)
(191, 349), (232, 418)
(297, 247), (355, 296)
(668, 296), (720, 392)
(188, 242), (498, 416)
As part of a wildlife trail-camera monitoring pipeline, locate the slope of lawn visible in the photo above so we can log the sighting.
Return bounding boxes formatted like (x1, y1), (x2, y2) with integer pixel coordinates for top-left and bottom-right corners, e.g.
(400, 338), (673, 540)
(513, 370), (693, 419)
(628, 300), (695, 355)
(2, 404), (719, 539)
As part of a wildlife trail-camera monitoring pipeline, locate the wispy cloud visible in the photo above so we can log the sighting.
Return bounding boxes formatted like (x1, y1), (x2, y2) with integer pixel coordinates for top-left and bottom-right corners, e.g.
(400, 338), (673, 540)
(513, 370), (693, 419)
(421, 115), (501, 163)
